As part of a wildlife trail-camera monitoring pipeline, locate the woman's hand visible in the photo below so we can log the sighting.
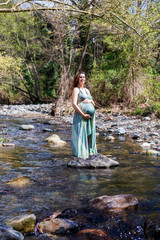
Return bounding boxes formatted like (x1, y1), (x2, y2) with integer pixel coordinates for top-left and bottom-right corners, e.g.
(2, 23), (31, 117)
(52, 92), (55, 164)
(83, 99), (91, 103)
(83, 114), (91, 120)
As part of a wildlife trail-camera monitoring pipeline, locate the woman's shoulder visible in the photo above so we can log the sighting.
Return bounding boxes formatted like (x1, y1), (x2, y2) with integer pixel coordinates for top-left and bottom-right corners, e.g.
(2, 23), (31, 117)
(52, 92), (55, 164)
(73, 87), (79, 93)
(74, 87), (79, 91)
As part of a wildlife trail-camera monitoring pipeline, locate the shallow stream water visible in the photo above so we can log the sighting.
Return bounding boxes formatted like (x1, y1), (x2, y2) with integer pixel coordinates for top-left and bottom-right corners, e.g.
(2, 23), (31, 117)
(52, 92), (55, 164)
(0, 115), (160, 239)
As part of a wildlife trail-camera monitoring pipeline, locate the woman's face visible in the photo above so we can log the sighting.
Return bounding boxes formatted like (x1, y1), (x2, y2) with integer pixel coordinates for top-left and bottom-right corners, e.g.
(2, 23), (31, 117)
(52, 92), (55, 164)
(78, 73), (86, 86)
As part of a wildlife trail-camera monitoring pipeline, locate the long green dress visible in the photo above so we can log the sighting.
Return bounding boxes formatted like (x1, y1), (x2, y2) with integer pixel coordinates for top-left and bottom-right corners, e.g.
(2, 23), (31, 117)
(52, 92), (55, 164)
(71, 88), (97, 159)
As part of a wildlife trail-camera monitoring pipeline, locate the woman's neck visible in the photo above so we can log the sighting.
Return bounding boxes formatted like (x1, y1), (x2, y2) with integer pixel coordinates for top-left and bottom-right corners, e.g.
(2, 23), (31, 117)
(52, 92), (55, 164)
(78, 84), (84, 89)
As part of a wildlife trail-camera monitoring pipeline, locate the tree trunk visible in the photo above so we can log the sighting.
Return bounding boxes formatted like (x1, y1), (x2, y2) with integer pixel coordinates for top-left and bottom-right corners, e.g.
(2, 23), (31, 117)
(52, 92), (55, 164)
(76, 20), (91, 74)
(54, 66), (73, 116)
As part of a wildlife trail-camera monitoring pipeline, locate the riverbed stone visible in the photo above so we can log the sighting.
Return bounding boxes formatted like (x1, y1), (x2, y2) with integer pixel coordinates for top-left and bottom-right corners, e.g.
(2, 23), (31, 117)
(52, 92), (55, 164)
(149, 132), (159, 137)
(89, 194), (138, 212)
(108, 128), (114, 133)
(2, 143), (15, 147)
(6, 214), (36, 234)
(19, 125), (34, 130)
(43, 128), (53, 132)
(25, 234), (69, 240)
(0, 225), (24, 240)
(132, 133), (140, 140)
(67, 153), (119, 168)
(6, 177), (31, 188)
(143, 117), (151, 121)
(105, 135), (115, 141)
(117, 127), (126, 135)
(46, 134), (67, 146)
(142, 142), (151, 150)
(77, 229), (108, 240)
(147, 150), (160, 156)
(39, 218), (78, 234)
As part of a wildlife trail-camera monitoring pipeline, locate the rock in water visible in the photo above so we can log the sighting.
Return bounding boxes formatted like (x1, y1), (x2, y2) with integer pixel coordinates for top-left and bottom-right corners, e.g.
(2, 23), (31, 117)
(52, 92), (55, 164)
(39, 218), (78, 234)
(89, 194), (138, 212)
(46, 134), (67, 146)
(6, 214), (36, 234)
(0, 225), (24, 240)
(78, 229), (108, 240)
(19, 125), (34, 130)
(68, 153), (119, 168)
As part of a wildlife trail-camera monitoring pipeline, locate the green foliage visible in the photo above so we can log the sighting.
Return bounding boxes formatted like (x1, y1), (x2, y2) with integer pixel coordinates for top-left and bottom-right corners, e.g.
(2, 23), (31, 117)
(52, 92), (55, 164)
(134, 106), (154, 116)
(0, 54), (22, 79)
(90, 46), (129, 105)
(40, 62), (60, 99)
(0, 12), (61, 102)
(0, 0), (159, 107)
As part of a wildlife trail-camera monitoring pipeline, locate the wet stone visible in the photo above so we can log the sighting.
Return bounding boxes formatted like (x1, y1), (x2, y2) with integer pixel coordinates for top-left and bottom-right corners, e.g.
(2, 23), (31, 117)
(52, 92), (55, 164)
(108, 129), (114, 133)
(117, 127), (126, 135)
(0, 225), (24, 240)
(6, 177), (31, 188)
(105, 135), (115, 141)
(142, 142), (151, 150)
(147, 150), (160, 156)
(67, 153), (119, 168)
(149, 132), (159, 137)
(2, 143), (15, 147)
(39, 218), (78, 234)
(77, 229), (108, 240)
(46, 134), (67, 146)
(43, 128), (54, 132)
(89, 194), (138, 212)
(132, 133), (140, 139)
(19, 125), (34, 130)
(6, 214), (36, 234)
(22, 234), (69, 240)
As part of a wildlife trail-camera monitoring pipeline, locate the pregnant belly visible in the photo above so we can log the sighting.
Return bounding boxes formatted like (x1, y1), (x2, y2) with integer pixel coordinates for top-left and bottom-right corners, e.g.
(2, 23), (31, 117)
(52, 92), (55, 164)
(79, 102), (95, 116)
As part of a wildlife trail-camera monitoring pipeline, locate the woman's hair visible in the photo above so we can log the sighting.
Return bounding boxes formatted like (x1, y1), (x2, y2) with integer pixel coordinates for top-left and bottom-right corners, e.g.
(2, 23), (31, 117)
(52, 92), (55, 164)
(70, 71), (85, 96)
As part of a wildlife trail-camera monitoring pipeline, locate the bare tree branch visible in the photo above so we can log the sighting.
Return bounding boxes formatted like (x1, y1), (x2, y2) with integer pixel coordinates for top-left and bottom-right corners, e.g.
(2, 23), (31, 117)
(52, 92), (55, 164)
(68, 0), (78, 7)
(0, 0), (12, 6)
(0, 0), (142, 37)
(110, 11), (141, 36)
(76, 20), (91, 74)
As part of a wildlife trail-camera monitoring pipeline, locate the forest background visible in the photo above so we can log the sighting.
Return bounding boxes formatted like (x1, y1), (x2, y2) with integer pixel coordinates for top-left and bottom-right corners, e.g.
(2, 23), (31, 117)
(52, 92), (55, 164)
(0, 0), (159, 116)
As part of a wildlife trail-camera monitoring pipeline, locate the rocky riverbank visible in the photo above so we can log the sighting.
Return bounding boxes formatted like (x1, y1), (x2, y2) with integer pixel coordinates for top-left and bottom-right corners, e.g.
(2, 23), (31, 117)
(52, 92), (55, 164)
(0, 103), (160, 155)
(0, 103), (54, 117)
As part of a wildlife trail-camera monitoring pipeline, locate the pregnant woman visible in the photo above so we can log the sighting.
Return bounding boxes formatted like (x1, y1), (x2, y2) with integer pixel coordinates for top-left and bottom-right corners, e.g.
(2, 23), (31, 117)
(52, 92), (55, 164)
(70, 71), (97, 159)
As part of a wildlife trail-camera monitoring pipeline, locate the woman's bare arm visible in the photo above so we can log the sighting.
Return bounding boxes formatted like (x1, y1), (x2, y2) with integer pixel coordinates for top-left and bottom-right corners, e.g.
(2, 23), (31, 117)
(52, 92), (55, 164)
(72, 88), (91, 120)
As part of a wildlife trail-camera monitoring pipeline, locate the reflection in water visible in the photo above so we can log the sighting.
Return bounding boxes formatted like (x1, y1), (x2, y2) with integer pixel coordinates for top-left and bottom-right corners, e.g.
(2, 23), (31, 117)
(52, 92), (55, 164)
(0, 116), (160, 237)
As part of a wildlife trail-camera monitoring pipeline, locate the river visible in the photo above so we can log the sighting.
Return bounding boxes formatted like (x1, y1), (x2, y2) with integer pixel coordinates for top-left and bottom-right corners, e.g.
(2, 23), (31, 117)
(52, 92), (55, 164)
(0, 114), (160, 239)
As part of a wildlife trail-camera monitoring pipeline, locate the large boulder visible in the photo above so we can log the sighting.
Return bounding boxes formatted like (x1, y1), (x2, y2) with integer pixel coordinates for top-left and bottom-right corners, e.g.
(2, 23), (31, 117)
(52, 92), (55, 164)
(68, 154), (119, 168)
(0, 225), (24, 240)
(39, 218), (78, 234)
(46, 134), (67, 146)
(6, 214), (36, 234)
(89, 194), (138, 212)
